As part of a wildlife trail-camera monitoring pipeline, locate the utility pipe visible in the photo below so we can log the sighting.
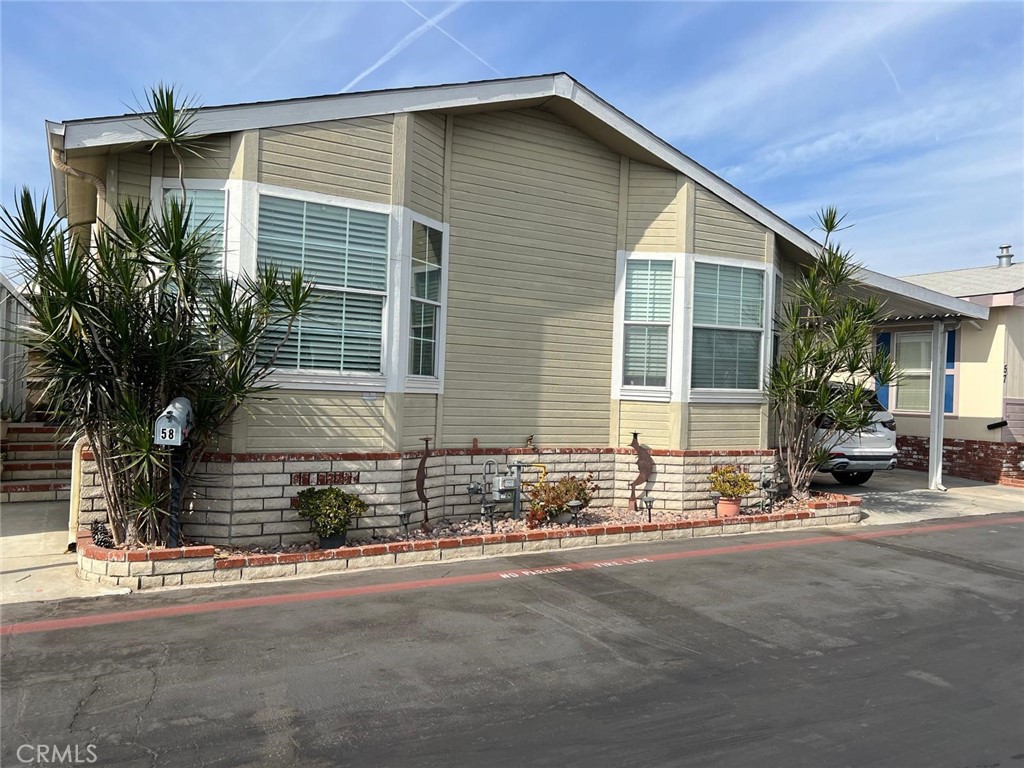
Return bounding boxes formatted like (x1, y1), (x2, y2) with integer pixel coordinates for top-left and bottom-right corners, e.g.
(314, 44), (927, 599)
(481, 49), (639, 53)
(66, 436), (88, 553)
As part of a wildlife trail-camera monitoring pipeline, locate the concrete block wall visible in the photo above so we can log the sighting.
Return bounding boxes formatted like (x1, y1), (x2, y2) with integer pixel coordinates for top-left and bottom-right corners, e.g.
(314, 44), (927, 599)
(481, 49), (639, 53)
(77, 447), (779, 547)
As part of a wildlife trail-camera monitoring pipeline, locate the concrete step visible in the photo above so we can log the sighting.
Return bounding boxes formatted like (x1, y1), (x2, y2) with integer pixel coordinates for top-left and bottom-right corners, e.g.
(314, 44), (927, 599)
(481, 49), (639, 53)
(4, 424), (75, 443)
(0, 480), (72, 504)
(3, 468), (74, 481)
(1, 444), (71, 461)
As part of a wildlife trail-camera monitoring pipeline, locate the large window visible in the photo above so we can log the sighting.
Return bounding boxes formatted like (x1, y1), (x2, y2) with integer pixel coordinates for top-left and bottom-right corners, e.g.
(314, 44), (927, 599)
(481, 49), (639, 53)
(162, 188), (226, 273)
(622, 260), (673, 387)
(409, 222), (443, 377)
(256, 195), (388, 374)
(691, 263), (764, 389)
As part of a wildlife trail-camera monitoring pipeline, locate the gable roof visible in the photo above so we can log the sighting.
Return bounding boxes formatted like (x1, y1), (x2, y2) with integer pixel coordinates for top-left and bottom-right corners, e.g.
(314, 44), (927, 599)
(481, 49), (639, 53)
(46, 72), (987, 321)
(901, 262), (1024, 298)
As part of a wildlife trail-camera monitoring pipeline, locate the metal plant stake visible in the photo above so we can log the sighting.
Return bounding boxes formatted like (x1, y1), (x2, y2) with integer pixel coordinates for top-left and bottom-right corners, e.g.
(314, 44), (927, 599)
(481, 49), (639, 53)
(628, 432), (654, 512)
(416, 437), (432, 529)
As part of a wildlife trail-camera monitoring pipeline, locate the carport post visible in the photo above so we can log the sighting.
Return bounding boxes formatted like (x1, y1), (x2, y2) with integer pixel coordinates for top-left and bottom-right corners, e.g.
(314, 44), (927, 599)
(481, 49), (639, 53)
(928, 320), (946, 491)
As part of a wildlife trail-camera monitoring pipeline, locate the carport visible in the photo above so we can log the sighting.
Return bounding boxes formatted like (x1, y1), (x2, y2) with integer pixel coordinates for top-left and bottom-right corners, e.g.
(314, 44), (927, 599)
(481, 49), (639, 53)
(774, 238), (990, 491)
(846, 267), (990, 490)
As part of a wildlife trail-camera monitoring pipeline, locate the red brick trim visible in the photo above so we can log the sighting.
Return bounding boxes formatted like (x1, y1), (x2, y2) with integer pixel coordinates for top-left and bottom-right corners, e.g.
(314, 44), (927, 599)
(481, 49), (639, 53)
(188, 447), (778, 463)
(897, 435), (1023, 485)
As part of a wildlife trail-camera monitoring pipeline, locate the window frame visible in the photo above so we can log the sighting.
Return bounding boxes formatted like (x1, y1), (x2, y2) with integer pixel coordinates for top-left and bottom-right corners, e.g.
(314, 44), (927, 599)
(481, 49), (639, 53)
(613, 252), (678, 402)
(151, 177), (230, 277)
(687, 255), (773, 403)
(403, 211), (449, 394)
(884, 327), (958, 416)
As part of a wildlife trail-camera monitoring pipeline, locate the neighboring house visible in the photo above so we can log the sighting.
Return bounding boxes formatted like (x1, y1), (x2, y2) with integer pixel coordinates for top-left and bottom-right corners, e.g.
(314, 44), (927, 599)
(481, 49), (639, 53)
(38, 74), (988, 545)
(882, 247), (1024, 485)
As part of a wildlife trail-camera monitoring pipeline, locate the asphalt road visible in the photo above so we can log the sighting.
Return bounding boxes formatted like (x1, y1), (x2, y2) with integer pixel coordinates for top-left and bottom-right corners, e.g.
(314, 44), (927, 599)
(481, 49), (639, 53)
(2, 514), (1023, 768)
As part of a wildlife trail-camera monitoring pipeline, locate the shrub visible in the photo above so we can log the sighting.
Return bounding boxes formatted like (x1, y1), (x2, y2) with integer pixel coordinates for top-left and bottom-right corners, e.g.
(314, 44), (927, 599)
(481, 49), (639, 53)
(295, 487), (367, 538)
(526, 473), (599, 528)
(708, 466), (756, 499)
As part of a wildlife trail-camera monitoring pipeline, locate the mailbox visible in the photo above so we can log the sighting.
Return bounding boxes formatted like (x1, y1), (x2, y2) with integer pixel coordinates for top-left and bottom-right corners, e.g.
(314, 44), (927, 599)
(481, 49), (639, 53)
(154, 397), (193, 447)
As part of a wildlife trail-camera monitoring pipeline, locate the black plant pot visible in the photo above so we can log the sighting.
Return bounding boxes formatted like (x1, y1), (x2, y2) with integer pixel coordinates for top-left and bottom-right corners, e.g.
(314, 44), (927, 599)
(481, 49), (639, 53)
(319, 531), (348, 549)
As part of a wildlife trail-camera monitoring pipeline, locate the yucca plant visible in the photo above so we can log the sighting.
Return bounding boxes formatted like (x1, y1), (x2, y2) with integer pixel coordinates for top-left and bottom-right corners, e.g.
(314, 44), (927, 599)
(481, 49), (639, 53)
(0, 87), (313, 547)
(766, 207), (900, 500)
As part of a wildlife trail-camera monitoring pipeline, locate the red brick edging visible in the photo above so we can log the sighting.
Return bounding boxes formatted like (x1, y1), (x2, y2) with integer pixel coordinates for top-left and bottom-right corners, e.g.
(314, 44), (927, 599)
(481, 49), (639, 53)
(76, 497), (862, 591)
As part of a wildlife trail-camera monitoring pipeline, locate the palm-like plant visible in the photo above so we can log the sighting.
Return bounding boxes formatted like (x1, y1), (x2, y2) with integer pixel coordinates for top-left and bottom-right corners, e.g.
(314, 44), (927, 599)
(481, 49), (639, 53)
(766, 207), (900, 499)
(0, 87), (313, 547)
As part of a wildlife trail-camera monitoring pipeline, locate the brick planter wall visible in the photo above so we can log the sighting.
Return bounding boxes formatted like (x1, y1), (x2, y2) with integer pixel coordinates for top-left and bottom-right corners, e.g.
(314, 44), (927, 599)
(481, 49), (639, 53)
(77, 446), (779, 548)
(76, 498), (863, 590)
(897, 435), (1024, 485)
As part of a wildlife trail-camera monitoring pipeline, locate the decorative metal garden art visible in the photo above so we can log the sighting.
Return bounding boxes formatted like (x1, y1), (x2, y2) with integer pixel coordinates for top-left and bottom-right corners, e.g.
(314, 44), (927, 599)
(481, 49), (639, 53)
(416, 437), (432, 529)
(628, 432), (654, 512)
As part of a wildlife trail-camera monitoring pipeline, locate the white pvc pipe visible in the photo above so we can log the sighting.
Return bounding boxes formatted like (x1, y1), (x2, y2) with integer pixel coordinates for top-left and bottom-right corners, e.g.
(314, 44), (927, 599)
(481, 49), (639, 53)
(67, 436), (88, 552)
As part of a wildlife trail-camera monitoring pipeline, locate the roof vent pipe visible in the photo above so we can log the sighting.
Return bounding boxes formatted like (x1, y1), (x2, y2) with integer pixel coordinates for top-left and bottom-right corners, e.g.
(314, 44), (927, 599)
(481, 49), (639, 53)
(997, 244), (1013, 268)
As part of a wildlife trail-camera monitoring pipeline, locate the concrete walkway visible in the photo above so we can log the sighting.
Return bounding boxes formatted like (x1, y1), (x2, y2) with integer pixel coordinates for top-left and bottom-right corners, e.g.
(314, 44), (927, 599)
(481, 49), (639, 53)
(2, 470), (1019, 605)
(812, 468), (1023, 525)
(0, 501), (126, 605)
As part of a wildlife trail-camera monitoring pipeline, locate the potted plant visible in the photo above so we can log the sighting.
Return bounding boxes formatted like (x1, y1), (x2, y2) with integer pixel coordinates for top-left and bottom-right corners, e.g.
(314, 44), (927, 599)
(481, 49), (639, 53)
(526, 474), (599, 528)
(708, 465), (756, 518)
(295, 486), (367, 548)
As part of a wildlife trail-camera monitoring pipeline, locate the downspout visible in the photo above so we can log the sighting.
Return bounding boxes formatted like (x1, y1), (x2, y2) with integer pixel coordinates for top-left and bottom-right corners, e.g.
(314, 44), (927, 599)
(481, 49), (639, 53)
(50, 148), (109, 224)
(66, 436), (88, 552)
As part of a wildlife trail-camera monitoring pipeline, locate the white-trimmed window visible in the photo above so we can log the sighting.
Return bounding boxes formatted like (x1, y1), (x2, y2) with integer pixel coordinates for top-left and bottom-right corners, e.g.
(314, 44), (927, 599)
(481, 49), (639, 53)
(691, 262), (764, 390)
(893, 331), (930, 411)
(162, 187), (226, 274)
(255, 195), (388, 374)
(409, 221), (443, 377)
(622, 259), (673, 387)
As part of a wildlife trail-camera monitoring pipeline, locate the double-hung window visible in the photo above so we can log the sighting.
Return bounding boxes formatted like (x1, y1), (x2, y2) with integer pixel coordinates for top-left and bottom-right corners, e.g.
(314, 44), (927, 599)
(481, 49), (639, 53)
(882, 329), (956, 413)
(409, 222), (443, 378)
(256, 195), (388, 374)
(893, 332), (931, 411)
(622, 260), (673, 388)
(691, 263), (764, 390)
(162, 187), (226, 274)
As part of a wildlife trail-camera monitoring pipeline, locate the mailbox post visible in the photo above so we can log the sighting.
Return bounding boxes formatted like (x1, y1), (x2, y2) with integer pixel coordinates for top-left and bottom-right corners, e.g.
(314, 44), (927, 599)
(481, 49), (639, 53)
(154, 398), (193, 547)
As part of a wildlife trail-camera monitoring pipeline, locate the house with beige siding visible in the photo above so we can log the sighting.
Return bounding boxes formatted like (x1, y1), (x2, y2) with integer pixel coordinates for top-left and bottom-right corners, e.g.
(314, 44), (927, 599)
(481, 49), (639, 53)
(881, 248), (1023, 484)
(39, 74), (990, 545)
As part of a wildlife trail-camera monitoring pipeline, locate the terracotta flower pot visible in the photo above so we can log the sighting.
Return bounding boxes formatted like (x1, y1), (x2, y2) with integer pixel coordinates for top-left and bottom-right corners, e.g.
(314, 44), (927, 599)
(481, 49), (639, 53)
(716, 497), (742, 518)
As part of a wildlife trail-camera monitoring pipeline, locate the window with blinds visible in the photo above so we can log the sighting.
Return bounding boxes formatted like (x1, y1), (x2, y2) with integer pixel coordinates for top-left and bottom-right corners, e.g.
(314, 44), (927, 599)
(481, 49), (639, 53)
(623, 260), (672, 387)
(256, 195), (388, 374)
(691, 263), (764, 389)
(409, 222), (442, 377)
(162, 188), (226, 273)
(893, 331), (931, 411)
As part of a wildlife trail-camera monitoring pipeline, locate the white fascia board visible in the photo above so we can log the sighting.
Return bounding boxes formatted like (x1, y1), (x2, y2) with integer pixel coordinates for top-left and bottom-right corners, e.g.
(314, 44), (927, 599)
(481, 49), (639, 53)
(45, 121), (68, 217)
(61, 75), (563, 150)
(566, 82), (989, 323)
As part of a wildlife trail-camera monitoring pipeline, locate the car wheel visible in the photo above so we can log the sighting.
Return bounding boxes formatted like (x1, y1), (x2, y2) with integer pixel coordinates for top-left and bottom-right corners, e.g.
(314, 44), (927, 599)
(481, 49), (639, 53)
(832, 470), (873, 486)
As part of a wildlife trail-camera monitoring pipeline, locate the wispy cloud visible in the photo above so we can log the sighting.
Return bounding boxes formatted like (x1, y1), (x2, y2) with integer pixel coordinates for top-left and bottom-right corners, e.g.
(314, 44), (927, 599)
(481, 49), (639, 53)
(643, 2), (962, 143)
(342, 1), (466, 93)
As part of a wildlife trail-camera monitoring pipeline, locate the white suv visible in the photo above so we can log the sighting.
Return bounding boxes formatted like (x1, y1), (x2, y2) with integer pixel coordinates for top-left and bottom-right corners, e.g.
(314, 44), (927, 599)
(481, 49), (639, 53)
(816, 390), (898, 486)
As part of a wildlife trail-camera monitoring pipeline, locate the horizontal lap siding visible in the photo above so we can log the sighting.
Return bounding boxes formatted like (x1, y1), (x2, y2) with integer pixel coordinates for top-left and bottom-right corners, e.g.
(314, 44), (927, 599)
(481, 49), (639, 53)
(258, 116), (393, 203)
(242, 391), (385, 452)
(403, 394), (437, 450)
(410, 113), (445, 220)
(688, 403), (764, 448)
(618, 401), (671, 447)
(117, 152), (152, 207)
(163, 135), (231, 179)
(694, 188), (767, 262)
(443, 108), (620, 448)
(626, 161), (678, 252)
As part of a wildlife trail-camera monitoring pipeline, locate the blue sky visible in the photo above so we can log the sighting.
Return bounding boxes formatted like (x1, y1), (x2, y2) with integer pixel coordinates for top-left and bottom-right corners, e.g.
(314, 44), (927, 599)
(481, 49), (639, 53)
(1, 1), (1021, 276)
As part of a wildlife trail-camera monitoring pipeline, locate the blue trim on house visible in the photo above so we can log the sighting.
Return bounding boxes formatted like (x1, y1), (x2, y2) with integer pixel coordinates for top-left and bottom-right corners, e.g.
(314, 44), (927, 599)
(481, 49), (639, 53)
(876, 332), (891, 409)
